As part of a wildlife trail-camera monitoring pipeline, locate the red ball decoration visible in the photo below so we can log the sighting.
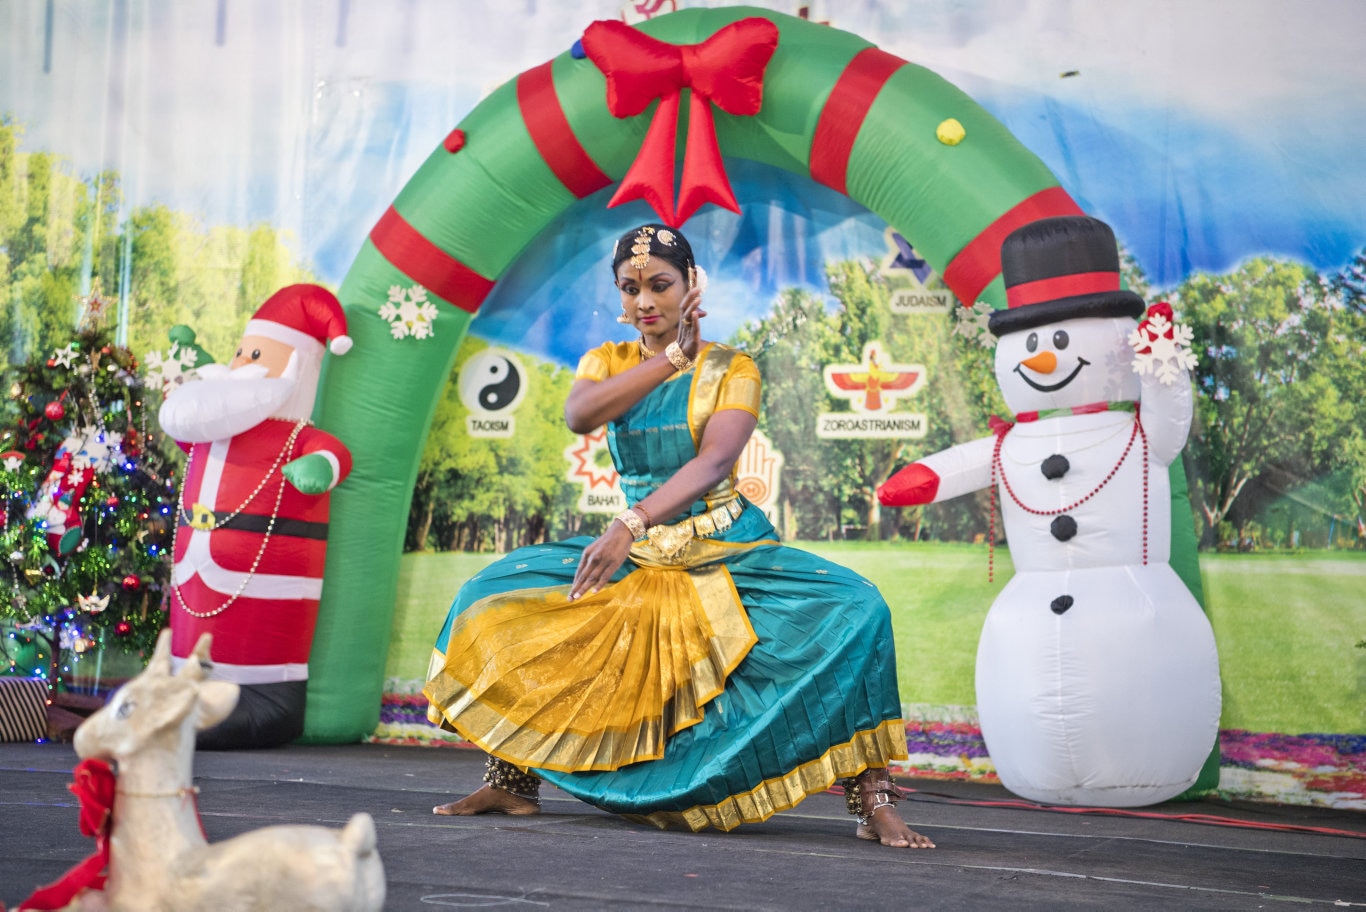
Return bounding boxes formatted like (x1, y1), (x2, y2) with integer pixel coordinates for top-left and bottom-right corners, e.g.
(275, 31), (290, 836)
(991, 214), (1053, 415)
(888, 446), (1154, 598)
(106, 494), (120, 508)
(122, 574), (141, 591)
(114, 621), (132, 636)
(46, 358), (55, 368)
(44, 400), (65, 421)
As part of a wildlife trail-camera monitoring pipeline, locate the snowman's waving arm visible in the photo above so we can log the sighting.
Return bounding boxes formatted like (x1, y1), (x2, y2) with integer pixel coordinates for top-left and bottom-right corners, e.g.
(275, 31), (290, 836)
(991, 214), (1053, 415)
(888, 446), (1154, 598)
(878, 437), (996, 506)
(1139, 372), (1193, 467)
(1130, 301), (1197, 466)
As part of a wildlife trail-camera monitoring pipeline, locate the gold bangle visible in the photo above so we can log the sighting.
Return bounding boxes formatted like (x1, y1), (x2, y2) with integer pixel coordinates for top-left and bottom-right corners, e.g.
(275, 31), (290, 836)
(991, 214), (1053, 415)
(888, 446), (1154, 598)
(614, 508), (646, 541)
(665, 341), (694, 373)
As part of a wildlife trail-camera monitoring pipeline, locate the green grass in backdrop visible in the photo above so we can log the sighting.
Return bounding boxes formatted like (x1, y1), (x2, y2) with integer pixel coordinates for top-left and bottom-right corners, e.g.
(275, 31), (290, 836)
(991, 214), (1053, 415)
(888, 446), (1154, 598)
(387, 542), (1366, 735)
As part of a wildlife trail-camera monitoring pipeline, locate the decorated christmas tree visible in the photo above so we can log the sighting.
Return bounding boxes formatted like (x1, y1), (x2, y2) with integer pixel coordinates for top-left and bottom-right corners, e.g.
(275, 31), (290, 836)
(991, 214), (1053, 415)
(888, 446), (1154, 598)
(0, 288), (195, 697)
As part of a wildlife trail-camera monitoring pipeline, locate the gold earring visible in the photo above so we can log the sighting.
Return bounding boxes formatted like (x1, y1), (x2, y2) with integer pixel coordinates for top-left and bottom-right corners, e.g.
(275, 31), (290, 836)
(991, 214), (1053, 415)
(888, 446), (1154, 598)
(616, 310), (632, 324)
(687, 266), (696, 289)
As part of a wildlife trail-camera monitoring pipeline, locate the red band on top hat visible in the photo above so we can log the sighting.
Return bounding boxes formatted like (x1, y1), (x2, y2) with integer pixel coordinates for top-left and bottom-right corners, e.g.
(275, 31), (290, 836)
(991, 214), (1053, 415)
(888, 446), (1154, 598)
(1006, 270), (1120, 309)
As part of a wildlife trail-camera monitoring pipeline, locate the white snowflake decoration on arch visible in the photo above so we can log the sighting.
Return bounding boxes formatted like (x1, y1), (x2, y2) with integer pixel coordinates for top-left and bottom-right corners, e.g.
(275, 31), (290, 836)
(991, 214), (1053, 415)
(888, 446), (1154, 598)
(380, 285), (439, 341)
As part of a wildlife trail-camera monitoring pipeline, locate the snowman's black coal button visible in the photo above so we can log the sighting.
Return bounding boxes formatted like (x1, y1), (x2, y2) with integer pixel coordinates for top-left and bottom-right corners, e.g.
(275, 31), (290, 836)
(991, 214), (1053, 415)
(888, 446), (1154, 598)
(1040, 454), (1070, 480)
(1050, 514), (1078, 541)
(1050, 595), (1074, 615)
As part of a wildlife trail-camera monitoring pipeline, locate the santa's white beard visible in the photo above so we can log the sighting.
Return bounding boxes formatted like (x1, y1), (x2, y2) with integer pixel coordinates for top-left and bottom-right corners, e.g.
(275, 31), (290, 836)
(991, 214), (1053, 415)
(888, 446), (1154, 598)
(159, 355), (318, 443)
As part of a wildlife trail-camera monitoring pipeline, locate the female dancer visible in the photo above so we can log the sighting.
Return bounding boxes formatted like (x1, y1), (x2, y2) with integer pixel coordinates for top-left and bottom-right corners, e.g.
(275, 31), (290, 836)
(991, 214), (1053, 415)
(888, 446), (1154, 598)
(424, 223), (933, 849)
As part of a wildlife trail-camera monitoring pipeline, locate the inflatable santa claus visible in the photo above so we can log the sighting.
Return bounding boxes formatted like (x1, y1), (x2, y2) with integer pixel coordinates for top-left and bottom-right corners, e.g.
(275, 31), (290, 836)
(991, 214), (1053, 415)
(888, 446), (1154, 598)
(159, 284), (353, 749)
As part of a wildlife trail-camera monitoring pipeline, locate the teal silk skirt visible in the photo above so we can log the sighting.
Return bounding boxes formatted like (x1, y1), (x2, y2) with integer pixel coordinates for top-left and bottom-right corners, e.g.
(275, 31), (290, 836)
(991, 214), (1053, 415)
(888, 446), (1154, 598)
(426, 503), (906, 832)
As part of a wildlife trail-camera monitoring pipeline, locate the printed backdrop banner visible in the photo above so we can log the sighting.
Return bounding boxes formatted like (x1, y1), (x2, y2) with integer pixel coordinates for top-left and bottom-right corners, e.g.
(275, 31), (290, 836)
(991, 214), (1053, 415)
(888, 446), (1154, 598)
(2, 1), (1363, 809)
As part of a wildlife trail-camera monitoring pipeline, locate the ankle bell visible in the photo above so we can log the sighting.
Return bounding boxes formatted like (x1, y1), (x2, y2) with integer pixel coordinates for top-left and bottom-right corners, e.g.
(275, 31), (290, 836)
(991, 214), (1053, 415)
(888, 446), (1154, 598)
(847, 767), (903, 825)
(484, 755), (542, 806)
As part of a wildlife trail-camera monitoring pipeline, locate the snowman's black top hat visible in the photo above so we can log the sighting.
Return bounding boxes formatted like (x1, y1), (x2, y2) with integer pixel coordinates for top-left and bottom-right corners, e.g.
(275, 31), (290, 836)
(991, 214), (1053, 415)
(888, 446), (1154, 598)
(988, 215), (1146, 337)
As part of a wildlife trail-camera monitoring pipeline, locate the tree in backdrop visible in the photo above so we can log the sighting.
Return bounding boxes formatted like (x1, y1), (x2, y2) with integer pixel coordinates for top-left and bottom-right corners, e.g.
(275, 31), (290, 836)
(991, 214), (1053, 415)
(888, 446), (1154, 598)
(1, 117), (123, 365)
(0, 301), (180, 692)
(1, 115), (317, 376)
(1328, 248), (1366, 540)
(732, 258), (1004, 543)
(1177, 257), (1366, 548)
(407, 337), (581, 552)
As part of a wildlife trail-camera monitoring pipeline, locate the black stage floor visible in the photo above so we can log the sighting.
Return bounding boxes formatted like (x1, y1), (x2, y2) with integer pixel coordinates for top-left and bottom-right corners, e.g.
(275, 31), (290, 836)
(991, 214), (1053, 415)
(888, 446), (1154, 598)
(2, 741), (1363, 911)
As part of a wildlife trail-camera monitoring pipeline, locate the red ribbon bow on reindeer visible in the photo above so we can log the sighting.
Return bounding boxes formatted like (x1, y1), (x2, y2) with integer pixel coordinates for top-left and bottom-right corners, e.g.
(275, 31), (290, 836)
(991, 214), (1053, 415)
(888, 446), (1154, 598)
(582, 17), (779, 227)
(18, 759), (116, 911)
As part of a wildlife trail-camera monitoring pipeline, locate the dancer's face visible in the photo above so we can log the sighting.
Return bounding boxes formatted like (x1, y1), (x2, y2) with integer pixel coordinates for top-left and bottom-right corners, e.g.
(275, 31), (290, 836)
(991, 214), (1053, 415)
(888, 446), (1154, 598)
(616, 260), (688, 345)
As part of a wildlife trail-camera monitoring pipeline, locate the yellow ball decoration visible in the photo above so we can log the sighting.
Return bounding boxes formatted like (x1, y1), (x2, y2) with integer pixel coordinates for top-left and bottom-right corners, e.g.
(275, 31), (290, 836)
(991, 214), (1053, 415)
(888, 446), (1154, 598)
(936, 118), (966, 146)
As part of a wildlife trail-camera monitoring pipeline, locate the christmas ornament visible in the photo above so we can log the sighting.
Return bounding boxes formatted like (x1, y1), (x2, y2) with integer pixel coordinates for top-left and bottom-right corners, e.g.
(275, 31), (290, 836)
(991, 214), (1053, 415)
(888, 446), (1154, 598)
(51, 343), (80, 370)
(45, 400), (66, 421)
(122, 574), (141, 591)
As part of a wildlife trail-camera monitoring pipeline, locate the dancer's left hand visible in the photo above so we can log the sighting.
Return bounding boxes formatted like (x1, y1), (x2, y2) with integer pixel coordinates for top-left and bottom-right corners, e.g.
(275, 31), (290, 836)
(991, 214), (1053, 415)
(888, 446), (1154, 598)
(570, 521), (633, 599)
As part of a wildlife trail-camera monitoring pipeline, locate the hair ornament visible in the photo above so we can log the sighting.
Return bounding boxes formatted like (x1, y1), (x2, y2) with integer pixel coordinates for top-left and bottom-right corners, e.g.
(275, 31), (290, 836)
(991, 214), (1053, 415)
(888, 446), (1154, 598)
(692, 265), (708, 294)
(629, 226), (655, 270)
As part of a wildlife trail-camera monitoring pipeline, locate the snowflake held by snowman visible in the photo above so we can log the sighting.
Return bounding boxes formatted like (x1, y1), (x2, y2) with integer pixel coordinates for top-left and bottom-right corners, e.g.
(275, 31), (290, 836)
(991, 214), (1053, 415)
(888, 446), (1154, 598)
(380, 284), (439, 341)
(1128, 306), (1197, 385)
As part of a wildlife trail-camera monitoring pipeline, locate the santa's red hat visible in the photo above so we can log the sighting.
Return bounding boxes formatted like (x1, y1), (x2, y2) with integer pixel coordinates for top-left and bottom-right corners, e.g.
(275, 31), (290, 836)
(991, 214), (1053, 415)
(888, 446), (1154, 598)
(245, 284), (353, 356)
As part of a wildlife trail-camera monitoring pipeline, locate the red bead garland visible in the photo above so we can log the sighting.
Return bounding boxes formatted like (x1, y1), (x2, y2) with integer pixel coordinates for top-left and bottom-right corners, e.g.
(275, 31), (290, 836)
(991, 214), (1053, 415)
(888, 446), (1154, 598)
(988, 411), (1151, 582)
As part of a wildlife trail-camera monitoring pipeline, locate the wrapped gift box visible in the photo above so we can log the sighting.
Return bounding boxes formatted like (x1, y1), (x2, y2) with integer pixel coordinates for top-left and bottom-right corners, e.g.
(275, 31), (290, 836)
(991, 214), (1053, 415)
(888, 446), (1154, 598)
(0, 676), (48, 742)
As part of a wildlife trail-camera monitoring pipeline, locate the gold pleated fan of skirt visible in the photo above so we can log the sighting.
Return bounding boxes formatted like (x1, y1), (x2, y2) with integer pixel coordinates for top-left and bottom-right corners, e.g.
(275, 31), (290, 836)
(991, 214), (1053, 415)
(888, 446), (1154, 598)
(424, 562), (757, 773)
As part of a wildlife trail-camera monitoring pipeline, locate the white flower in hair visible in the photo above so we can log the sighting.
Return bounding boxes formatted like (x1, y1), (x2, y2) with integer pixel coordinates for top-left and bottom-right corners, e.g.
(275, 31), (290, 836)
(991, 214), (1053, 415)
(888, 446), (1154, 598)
(693, 265), (709, 294)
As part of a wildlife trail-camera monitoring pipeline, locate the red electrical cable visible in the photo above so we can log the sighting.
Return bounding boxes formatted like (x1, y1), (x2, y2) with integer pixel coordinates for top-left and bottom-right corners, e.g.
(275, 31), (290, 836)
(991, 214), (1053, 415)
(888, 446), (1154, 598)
(827, 785), (1366, 840)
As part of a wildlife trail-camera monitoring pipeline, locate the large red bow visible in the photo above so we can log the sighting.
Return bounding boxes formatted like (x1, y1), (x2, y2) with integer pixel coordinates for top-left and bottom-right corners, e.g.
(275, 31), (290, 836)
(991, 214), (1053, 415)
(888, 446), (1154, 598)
(582, 17), (779, 227)
(19, 759), (116, 911)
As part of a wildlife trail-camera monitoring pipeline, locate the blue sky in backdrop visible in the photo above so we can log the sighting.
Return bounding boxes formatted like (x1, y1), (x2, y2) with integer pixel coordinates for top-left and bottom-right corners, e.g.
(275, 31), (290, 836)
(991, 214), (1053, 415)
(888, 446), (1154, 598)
(3, 0), (1364, 364)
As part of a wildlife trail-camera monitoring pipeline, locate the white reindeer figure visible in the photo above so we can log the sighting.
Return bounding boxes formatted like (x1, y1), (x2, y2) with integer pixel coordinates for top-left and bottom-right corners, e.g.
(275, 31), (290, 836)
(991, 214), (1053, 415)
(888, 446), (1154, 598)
(63, 630), (385, 911)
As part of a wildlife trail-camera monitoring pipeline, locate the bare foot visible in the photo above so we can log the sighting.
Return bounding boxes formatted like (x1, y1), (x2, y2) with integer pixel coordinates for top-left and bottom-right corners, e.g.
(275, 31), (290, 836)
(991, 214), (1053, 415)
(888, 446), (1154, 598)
(432, 784), (540, 816)
(855, 804), (935, 848)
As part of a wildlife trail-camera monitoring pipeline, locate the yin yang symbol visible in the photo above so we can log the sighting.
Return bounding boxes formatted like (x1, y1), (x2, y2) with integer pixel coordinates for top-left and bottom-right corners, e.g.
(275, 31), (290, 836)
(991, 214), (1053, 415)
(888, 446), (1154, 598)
(458, 349), (528, 415)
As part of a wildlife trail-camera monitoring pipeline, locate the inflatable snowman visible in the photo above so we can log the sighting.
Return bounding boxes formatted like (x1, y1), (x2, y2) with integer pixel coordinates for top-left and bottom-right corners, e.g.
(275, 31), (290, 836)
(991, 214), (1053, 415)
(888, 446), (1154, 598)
(879, 216), (1220, 806)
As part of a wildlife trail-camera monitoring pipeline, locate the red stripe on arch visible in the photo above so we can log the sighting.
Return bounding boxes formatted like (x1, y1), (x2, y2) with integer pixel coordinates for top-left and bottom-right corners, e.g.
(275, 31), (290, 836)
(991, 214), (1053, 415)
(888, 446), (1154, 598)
(809, 47), (905, 194)
(942, 186), (1084, 306)
(518, 61), (612, 198)
(369, 206), (495, 314)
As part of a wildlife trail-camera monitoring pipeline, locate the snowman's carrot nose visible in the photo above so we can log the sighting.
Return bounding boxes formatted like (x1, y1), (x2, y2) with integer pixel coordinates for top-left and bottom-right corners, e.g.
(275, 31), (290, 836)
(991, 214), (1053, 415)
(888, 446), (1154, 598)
(1021, 351), (1057, 373)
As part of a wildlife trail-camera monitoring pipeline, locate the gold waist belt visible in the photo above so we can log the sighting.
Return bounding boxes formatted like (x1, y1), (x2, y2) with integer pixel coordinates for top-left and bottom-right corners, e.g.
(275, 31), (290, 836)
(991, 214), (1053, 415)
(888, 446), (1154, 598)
(646, 498), (745, 562)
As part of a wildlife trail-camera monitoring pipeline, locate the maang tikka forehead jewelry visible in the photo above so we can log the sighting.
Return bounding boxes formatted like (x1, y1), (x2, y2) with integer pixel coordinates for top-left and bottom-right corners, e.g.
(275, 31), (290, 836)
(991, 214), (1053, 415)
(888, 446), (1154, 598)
(627, 226), (676, 271)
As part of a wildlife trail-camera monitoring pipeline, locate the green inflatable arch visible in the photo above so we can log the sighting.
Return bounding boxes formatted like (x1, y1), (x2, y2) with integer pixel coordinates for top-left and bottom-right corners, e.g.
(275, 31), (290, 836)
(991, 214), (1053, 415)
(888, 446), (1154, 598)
(302, 5), (1209, 778)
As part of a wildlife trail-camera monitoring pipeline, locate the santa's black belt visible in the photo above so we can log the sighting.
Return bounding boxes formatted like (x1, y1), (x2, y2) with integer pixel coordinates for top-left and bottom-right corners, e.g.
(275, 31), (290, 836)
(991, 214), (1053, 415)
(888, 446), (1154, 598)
(179, 510), (330, 540)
